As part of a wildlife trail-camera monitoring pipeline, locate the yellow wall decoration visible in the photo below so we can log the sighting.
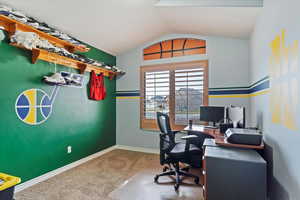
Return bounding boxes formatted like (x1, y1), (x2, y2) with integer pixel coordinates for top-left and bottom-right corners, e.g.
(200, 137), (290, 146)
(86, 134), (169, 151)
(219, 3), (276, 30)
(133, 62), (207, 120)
(269, 30), (299, 130)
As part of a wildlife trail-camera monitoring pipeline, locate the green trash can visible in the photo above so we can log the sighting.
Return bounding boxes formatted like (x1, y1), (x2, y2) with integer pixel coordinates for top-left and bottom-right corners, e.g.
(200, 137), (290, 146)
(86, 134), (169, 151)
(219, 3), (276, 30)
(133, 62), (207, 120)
(0, 173), (21, 200)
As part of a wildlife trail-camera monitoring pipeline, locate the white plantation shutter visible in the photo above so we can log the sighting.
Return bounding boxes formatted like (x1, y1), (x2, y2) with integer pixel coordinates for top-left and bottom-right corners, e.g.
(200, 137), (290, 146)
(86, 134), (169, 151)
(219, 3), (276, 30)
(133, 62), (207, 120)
(144, 71), (170, 119)
(175, 68), (205, 124)
(140, 61), (208, 130)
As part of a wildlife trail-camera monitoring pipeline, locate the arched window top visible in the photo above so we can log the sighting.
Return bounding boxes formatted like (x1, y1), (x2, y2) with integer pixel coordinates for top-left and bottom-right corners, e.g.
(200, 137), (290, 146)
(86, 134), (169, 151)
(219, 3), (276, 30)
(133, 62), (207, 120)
(143, 38), (206, 61)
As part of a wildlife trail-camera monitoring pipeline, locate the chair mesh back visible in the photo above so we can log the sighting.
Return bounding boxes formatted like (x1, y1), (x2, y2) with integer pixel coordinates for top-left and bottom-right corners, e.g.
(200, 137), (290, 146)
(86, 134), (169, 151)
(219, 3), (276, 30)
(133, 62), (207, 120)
(159, 116), (168, 134)
(157, 112), (171, 133)
(157, 112), (175, 165)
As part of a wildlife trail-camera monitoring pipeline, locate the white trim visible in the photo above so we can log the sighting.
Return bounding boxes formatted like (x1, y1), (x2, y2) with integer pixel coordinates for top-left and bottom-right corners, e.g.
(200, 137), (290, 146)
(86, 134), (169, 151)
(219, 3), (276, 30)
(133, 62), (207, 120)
(115, 145), (159, 154)
(15, 145), (117, 193)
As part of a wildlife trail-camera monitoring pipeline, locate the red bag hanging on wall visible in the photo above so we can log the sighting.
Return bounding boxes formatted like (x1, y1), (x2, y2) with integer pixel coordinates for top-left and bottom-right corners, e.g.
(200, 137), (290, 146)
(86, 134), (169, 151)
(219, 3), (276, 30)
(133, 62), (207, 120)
(90, 70), (106, 100)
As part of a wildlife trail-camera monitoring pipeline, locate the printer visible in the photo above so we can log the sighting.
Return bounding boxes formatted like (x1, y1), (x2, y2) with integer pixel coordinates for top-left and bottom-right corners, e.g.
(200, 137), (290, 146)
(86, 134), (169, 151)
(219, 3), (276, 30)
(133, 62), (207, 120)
(225, 128), (262, 146)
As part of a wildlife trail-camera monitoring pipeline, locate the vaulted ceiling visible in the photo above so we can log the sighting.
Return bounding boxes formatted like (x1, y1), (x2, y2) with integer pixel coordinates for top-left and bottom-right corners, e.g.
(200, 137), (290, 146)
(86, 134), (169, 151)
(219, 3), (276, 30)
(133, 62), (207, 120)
(0, 0), (262, 55)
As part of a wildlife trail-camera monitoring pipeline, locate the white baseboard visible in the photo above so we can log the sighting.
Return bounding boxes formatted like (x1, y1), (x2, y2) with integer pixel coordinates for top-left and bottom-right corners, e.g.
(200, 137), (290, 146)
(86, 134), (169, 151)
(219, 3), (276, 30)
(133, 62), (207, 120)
(16, 145), (117, 193)
(115, 145), (159, 154)
(15, 144), (158, 193)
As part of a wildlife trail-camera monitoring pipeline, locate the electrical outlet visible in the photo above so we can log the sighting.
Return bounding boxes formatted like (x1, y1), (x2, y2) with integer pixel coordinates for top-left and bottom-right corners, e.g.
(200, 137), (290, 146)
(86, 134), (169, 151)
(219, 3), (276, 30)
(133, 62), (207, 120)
(67, 146), (72, 154)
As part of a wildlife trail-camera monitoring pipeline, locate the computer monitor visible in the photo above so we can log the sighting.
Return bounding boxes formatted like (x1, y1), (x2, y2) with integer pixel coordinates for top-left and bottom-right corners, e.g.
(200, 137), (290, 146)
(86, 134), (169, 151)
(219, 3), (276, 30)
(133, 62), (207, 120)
(200, 106), (225, 126)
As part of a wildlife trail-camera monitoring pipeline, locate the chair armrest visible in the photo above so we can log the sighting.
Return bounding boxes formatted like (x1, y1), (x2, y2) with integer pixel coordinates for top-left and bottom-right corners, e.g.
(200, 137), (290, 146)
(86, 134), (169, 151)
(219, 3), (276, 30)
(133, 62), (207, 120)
(181, 135), (198, 140)
(182, 135), (198, 152)
(172, 131), (181, 134)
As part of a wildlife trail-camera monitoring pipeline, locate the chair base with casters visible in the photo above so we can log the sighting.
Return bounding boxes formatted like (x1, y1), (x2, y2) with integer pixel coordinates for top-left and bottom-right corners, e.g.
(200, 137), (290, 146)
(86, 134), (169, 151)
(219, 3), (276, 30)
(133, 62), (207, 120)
(154, 162), (199, 190)
(154, 135), (201, 191)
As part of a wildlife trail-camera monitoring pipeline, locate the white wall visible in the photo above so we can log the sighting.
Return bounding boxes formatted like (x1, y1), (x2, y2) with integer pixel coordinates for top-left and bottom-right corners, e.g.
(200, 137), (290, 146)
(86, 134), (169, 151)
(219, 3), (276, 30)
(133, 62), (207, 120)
(117, 33), (250, 149)
(250, 0), (300, 199)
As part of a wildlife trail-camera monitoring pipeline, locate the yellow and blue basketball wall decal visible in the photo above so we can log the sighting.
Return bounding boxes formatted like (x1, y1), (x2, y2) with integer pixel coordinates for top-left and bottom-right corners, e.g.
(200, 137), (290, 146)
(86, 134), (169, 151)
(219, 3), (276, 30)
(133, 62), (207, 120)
(269, 30), (299, 130)
(15, 87), (59, 125)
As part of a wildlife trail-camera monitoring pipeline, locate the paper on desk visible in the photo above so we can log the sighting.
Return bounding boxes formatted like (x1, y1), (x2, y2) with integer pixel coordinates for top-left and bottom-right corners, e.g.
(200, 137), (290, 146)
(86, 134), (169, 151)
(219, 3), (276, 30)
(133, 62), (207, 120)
(185, 125), (204, 132)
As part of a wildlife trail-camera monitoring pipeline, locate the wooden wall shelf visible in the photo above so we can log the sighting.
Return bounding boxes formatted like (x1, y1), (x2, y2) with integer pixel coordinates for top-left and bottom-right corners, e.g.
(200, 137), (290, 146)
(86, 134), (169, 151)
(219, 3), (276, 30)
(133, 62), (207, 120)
(0, 14), (122, 80)
(11, 43), (116, 80)
(0, 15), (90, 53)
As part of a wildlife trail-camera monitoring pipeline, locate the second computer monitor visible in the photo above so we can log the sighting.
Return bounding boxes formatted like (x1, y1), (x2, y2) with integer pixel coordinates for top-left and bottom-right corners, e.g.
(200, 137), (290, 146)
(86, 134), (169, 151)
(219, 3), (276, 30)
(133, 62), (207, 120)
(200, 106), (225, 125)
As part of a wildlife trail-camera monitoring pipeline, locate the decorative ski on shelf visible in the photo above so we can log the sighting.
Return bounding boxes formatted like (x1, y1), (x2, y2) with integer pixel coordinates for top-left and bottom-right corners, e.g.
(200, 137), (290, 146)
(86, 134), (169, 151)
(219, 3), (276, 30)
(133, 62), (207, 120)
(0, 15), (89, 53)
(0, 9), (125, 80)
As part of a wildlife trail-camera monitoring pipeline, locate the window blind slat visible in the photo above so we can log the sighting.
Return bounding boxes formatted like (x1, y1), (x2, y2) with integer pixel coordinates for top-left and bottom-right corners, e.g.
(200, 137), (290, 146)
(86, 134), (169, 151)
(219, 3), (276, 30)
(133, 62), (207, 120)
(175, 70), (204, 74)
(175, 75), (204, 79)
(175, 80), (204, 83)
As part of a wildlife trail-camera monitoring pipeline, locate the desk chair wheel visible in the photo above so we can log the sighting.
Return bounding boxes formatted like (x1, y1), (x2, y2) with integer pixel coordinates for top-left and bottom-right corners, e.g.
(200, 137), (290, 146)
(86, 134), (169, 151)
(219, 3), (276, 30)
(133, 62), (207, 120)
(154, 175), (159, 183)
(163, 166), (169, 172)
(194, 177), (200, 185)
(174, 183), (179, 191)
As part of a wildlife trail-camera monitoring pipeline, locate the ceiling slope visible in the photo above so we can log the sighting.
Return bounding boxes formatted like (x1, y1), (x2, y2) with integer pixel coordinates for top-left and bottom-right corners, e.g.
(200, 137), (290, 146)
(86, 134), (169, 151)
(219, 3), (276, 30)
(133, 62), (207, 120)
(0, 0), (261, 55)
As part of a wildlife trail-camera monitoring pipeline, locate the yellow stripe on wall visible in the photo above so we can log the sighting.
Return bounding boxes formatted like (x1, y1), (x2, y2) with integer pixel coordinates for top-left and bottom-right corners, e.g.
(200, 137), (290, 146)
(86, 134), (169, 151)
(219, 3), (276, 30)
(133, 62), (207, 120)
(116, 89), (270, 100)
(209, 94), (250, 98)
(249, 89), (270, 97)
(209, 89), (270, 98)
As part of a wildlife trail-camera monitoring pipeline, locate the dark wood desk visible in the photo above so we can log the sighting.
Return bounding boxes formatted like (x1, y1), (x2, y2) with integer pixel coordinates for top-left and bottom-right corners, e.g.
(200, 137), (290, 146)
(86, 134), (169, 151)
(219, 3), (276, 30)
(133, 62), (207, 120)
(184, 125), (264, 150)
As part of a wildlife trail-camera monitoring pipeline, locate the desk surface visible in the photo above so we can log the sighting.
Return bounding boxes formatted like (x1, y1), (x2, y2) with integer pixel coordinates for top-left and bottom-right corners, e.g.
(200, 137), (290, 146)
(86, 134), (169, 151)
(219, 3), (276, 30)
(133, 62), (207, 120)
(184, 125), (264, 150)
(184, 125), (223, 138)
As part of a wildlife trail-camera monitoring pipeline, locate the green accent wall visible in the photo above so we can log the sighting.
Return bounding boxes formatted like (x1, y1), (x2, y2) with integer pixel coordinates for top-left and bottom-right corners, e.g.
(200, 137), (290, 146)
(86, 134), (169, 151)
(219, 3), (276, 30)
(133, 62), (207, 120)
(0, 32), (116, 183)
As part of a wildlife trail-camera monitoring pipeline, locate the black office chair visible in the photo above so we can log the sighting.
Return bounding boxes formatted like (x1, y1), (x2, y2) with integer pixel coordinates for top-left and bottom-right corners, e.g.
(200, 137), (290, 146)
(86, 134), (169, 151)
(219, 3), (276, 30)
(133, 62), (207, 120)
(154, 112), (201, 190)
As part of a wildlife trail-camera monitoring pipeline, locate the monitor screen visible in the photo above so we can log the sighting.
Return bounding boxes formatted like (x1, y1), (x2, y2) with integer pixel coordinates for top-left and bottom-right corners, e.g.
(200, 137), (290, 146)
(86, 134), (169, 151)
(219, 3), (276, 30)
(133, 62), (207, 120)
(200, 106), (225, 123)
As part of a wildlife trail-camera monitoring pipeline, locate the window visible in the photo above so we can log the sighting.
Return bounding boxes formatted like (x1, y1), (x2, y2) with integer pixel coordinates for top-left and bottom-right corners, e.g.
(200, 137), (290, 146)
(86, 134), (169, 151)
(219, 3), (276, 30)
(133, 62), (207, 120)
(140, 60), (208, 130)
(144, 71), (170, 120)
(143, 38), (206, 61)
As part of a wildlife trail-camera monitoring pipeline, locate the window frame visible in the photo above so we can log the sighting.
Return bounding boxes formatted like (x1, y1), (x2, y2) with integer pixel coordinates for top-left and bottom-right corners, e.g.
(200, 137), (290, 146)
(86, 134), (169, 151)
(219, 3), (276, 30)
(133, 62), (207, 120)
(143, 38), (207, 61)
(140, 60), (209, 131)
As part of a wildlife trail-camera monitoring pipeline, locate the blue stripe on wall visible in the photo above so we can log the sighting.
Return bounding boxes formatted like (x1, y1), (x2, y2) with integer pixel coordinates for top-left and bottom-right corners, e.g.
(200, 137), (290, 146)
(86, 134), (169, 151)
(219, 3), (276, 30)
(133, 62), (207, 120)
(117, 93), (140, 97)
(116, 77), (270, 98)
(249, 80), (270, 94)
(208, 89), (249, 95)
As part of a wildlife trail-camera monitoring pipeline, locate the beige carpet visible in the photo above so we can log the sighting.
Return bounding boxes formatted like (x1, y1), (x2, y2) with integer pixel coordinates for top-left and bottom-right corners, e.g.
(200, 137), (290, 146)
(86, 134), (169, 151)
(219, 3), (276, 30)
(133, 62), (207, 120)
(16, 149), (203, 200)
